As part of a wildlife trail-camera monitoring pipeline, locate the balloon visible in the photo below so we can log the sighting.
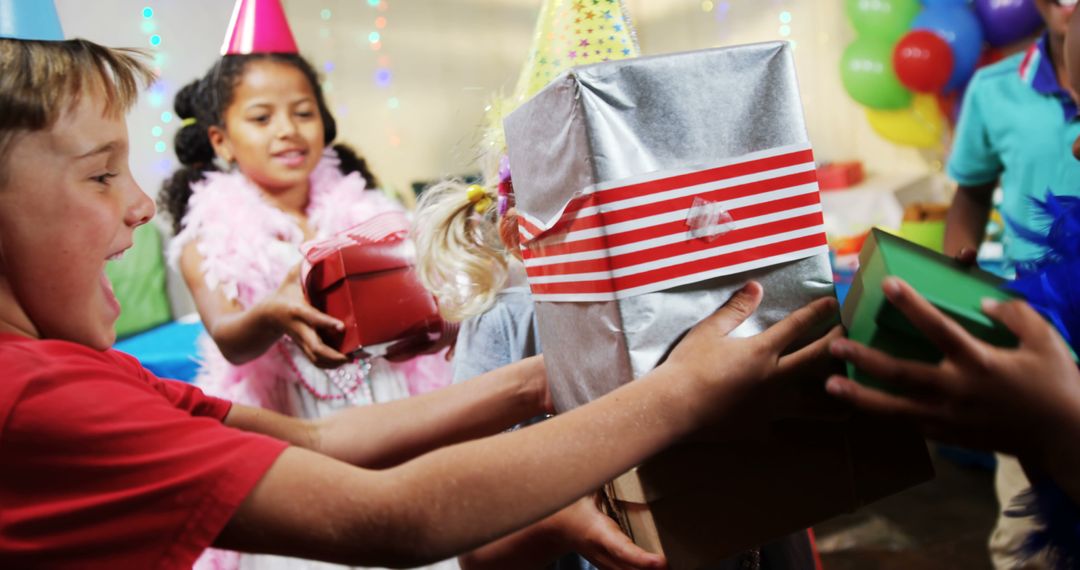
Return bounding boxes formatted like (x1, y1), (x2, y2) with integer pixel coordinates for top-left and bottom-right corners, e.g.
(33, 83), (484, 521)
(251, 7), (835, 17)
(841, 37), (914, 110)
(894, 30), (954, 93)
(866, 94), (947, 148)
(974, 0), (1043, 48)
(978, 48), (1005, 69)
(912, 5), (986, 93)
(935, 90), (961, 126)
(844, 0), (922, 41)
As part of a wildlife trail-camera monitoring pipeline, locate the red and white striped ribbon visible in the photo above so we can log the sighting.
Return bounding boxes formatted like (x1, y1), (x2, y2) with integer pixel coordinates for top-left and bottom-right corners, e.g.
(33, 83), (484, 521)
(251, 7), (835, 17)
(301, 211), (410, 265)
(518, 143), (828, 302)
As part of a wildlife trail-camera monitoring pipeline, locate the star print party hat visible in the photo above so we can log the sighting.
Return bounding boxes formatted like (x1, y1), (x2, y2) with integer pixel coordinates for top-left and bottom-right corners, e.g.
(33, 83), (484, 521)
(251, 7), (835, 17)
(0, 0), (64, 41)
(220, 0), (298, 55)
(511, 0), (639, 104)
(477, 0), (639, 189)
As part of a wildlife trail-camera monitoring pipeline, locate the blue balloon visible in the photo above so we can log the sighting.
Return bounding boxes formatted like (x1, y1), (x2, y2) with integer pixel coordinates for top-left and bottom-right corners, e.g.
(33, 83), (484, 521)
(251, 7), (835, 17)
(912, 5), (985, 92)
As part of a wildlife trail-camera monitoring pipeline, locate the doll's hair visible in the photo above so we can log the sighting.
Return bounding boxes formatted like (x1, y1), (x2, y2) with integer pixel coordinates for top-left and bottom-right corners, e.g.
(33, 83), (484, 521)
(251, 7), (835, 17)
(0, 39), (152, 181)
(158, 53), (379, 234)
(413, 180), (517, 322)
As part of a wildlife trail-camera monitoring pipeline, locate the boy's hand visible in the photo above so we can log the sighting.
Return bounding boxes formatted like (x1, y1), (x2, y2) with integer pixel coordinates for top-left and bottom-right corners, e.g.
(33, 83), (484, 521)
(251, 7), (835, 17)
(457, 494), (666, 570)
(262, 264), (349, 368)
(824, 277), (1080, 461)
(552, 495), (667, 570)
(954, 246), (978, 267)
(663, 282), (840, 431)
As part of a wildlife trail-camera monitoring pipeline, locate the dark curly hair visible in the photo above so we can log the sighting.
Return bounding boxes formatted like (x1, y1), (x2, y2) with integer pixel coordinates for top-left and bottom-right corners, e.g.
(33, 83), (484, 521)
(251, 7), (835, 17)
(159, 53), (379, 234)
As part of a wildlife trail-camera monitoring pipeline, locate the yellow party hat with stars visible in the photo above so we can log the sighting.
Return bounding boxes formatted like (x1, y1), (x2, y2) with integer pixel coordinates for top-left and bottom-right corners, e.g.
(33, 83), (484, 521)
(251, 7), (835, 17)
(511, 0), (639, 104)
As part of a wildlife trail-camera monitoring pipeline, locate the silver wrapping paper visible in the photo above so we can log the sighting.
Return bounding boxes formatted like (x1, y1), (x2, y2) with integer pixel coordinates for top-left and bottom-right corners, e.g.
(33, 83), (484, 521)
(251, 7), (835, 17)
(504, 42), (834, 412)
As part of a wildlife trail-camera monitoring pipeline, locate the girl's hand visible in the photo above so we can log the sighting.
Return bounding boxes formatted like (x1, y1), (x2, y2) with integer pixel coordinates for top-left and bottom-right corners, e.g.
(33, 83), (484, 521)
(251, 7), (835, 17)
(260, 264), (349, 368)
(662, 282), (841, 431)
(824, 276), (1080, 462)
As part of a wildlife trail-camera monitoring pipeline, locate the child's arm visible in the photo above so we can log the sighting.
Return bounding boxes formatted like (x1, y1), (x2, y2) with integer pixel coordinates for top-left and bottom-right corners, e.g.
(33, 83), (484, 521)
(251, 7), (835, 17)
(457, 495), (666, 570)
(224, 355), (551, 468)
(943, 181), (996, 258)
(211, 285), (838, 566)
(180, 242), (348, 367)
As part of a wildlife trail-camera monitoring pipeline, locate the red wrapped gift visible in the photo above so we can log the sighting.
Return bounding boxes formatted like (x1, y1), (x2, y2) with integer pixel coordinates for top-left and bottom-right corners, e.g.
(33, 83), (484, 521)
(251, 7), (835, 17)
(816, 161), (864, 191)
(302, 212), (444, 357)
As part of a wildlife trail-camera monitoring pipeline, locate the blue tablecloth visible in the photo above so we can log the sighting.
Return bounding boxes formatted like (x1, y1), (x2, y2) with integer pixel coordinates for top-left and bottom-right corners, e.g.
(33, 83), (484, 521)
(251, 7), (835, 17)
(114, 318), (205, 382)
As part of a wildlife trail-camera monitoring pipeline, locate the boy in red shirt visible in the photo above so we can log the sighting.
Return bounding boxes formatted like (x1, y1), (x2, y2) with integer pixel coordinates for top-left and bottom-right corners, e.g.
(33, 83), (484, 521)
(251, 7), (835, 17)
(0, 36), (838, 570)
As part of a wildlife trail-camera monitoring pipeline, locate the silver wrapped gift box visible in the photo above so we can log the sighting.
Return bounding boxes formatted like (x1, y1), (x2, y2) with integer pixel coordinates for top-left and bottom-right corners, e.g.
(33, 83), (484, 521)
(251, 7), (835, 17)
(504, 42), (931, 568)
(505, 41), (834, 412)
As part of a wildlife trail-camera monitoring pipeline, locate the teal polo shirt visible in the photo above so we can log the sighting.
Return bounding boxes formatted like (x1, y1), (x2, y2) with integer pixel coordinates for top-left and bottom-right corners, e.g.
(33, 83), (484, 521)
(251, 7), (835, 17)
(947, 35), (1080, 267)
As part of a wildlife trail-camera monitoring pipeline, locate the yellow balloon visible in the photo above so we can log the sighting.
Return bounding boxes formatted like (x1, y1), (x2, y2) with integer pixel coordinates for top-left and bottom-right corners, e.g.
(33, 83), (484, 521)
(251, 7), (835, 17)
(864, 94), (946, 149)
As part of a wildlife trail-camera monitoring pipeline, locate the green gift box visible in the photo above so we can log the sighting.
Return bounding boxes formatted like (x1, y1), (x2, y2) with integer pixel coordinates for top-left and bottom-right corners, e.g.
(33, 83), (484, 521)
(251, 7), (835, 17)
(841, 228), (1019, 390)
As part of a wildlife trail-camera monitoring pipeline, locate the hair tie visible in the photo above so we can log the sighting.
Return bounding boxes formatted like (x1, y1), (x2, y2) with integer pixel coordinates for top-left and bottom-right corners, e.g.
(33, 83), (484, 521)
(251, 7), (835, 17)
(181, 117), (198, 127)
(466, 184), (493, 214)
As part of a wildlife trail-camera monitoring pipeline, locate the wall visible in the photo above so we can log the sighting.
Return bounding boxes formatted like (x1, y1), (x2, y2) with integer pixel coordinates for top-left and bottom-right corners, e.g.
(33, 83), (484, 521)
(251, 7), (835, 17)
(52, 0), (934, 205)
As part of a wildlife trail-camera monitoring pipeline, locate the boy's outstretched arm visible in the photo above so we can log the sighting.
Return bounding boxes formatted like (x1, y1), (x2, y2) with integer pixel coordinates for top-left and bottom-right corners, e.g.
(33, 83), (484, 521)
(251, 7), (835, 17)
(223, 355), (550, 469)
(213, 285), (838, 567)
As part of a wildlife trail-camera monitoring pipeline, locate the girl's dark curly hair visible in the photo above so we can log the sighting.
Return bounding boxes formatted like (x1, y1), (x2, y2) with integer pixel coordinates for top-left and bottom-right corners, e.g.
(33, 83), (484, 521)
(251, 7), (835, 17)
(159, 53), (378, 234)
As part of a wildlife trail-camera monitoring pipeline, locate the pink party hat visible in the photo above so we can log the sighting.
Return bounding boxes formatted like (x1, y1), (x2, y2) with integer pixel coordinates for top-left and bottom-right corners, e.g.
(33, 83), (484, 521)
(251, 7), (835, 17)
(220, 0), (298, 55)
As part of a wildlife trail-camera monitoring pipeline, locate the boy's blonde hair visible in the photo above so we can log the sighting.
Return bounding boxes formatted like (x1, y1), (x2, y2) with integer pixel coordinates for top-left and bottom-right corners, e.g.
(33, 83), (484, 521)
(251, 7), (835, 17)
(413, 181), (510, 323)
(0, 39), (153, 173)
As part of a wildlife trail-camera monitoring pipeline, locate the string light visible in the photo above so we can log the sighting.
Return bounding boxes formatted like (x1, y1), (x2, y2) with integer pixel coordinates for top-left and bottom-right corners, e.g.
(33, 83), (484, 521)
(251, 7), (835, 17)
(777, 8), (794, 47)
(315, 2), (402, 149)
(138, 6), (174, 174)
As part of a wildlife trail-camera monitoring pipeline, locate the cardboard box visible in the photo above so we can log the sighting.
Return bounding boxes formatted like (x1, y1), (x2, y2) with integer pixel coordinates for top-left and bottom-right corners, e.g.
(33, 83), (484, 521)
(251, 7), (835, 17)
(302, 213), (444, 357)
(841, 228), (1018, 390)
(604, 417), (932, 569)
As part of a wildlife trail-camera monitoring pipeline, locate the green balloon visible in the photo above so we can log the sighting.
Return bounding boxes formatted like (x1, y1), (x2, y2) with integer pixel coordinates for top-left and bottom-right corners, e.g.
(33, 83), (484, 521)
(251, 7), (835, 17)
(841, 38), (913, 110)
(845, 0), (921, 41)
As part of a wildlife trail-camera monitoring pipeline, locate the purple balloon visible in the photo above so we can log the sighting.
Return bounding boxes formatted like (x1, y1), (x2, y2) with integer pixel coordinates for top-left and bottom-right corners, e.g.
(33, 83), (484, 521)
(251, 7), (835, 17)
(974, 0), (1044, 48)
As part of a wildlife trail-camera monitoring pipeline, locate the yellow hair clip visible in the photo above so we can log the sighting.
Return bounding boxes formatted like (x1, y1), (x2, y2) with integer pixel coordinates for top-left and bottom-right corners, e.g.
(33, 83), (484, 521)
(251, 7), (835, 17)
(181, 117), (198, 127)
(466, 184), (493, 214)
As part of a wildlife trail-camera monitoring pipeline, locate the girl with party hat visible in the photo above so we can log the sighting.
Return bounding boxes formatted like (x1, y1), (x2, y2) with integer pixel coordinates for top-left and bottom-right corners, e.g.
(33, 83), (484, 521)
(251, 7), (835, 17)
(159, 1), (452, 568)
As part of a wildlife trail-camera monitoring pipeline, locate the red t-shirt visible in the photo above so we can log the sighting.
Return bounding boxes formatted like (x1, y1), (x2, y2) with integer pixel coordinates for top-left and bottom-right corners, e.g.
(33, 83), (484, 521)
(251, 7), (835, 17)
(0, 334), (289, 569)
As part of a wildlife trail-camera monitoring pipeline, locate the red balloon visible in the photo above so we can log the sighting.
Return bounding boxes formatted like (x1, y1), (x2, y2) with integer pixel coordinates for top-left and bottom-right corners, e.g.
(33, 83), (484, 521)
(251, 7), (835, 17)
(893, 30), (955, 93)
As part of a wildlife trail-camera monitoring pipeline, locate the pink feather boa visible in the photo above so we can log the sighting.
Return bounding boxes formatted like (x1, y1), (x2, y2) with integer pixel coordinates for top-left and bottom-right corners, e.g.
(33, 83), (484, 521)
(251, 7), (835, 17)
(169, 150), (450, 411)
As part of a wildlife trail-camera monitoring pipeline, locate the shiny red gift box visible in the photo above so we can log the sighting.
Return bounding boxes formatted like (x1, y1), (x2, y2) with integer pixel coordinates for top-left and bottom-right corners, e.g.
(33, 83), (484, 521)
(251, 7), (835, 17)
(302, 212), (444, 357)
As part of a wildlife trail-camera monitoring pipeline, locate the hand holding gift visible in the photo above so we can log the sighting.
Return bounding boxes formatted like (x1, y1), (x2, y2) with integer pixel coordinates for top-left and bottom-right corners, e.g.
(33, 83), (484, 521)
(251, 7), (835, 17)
(257, 263), (349, 369)
(664, 282), (842, 435)
(459, 493), (668, 570)
(829, 276), (1080, 462)
(302, 211), (449, 361)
